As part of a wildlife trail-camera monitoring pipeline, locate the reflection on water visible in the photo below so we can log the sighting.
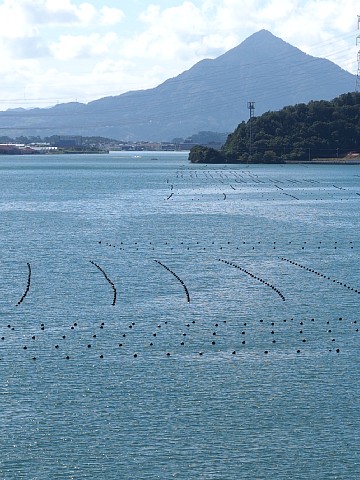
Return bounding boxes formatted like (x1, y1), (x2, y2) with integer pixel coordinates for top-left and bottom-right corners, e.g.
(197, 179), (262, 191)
(0, 154), (359, 479)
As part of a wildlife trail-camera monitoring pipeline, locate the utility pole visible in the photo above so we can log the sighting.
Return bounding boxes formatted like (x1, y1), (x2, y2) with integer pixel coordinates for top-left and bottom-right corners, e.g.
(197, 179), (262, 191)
(247, 101), (255, 157)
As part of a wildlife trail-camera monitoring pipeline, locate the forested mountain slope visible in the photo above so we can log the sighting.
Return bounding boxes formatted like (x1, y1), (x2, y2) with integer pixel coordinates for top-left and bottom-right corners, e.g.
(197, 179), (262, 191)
(189, 92), (360, 163)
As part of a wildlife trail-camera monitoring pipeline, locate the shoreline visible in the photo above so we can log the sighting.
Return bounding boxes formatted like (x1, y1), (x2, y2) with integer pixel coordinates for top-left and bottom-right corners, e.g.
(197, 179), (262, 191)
(285, 157), (360, 165)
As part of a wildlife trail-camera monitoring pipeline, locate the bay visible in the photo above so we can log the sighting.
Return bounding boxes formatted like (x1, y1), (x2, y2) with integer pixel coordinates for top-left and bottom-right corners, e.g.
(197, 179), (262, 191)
(0, 152), (359, 479)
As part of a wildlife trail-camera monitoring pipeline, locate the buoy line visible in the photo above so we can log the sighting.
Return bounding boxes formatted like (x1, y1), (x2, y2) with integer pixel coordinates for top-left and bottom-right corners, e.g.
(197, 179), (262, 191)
(16, 262), (31, 306)
(218, 259), (285, 301)
(89, 260), (117, 306)
(154, 260), (190, 303)
(280, 257), (359, 295)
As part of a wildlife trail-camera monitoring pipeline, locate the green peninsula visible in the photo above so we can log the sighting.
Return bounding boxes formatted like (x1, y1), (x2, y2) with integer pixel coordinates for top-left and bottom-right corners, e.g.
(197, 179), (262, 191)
(189, 92), (360, 164)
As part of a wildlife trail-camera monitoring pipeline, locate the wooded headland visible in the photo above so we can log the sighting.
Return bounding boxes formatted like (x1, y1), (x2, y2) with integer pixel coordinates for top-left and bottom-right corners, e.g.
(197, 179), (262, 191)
(189, 92), (360, 164)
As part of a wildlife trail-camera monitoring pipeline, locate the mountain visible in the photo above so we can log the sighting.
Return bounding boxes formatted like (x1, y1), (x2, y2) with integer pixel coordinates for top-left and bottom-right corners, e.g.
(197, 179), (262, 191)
(0, 30), (356, 141)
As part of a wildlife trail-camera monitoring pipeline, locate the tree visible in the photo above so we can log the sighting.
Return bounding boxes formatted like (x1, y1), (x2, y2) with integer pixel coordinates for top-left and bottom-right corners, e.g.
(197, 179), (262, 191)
(188, 145), (224, 163)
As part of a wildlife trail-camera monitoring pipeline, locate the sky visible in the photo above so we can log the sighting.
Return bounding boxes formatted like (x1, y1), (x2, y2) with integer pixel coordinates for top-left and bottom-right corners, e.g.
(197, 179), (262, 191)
(0, 0), (359, 111)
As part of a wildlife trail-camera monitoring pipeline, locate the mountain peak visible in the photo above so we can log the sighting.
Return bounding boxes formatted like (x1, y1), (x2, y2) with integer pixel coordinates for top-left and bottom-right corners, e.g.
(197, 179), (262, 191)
(242, 29), (289, 45)
(245, 29), (277, 40)
(0, 30), (355, 140)
(217, 29), (298, 65)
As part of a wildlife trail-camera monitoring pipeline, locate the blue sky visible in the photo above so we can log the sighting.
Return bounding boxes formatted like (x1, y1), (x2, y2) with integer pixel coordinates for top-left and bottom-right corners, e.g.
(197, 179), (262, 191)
(0, 0), (358, 111)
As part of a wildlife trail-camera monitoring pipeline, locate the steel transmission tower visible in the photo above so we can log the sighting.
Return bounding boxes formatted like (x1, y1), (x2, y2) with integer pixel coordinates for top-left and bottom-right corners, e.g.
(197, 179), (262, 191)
(247, 101), (255, 156)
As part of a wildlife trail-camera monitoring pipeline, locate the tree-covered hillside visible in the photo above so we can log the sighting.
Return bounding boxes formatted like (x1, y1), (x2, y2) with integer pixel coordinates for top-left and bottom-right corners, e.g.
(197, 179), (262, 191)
(189, 92), (360, 163)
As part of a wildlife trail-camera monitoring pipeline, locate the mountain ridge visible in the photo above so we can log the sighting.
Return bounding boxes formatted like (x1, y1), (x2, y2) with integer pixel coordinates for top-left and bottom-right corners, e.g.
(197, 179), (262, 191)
(0, 30), (356, 141)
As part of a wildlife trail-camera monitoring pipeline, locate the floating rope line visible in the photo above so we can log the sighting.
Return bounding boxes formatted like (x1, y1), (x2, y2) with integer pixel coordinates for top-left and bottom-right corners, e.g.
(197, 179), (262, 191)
(16, 262), (31, 306)
(155, 260), (190, 303)
(218, 259), (285, 301)
(280, 257), (360, 294)
(282, 192), (299, 200)
(90, 260), (117, 306)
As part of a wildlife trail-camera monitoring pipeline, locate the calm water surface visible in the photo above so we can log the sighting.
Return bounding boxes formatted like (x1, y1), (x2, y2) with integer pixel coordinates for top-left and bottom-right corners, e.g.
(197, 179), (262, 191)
(0, 152), (359, 479)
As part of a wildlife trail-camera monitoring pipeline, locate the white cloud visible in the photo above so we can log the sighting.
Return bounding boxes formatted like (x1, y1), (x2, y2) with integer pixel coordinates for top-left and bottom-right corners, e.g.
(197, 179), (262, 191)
(0, 0), (124, 33)
(0, 0), (358, 111)
(0, 0), (125, 61)
(124, 1), (230, 64)
(100, 6), (125, 26)
(50, 32), (118, 60)
(129, 0), (359, 73)
(0, 1), (37, 39)
(26, 0), (87, 25)
(2, 36), (49, 58)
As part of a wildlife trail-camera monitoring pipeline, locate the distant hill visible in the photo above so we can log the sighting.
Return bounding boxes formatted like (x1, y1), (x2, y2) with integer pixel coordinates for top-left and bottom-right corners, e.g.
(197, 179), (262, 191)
(0, 30), (356, 141)
(189, 92), (360, 163)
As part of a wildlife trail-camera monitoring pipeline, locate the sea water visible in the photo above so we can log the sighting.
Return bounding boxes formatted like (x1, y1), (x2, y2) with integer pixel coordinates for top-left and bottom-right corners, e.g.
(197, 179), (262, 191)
(0, 152), (359, 479)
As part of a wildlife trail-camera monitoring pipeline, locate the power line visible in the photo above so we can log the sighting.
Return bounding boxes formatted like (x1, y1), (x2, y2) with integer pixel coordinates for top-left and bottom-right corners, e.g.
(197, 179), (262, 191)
(0, 31), (357, 137)
(0, 29), (357, 109)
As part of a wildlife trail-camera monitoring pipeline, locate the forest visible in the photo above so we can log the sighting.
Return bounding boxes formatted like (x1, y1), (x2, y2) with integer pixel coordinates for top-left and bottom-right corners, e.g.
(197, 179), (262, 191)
(189, 92), (360, 163)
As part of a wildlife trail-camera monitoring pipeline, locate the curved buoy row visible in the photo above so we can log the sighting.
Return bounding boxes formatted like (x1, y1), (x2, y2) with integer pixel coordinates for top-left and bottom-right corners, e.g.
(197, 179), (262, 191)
(89, 260), (117, 306)
(280, 257), (360, 295)
(154, 260), (190, 303)
(166, 193), (174, 200)
(16, 262), (31, 306)
(218, 259), (285, 301)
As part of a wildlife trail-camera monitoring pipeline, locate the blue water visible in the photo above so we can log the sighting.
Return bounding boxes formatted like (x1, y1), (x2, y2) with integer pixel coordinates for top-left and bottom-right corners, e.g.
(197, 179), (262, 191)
(1, 152), (359, 479)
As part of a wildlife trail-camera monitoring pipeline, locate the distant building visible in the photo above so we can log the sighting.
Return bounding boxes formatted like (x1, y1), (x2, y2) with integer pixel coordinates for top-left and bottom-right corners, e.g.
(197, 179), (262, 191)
(51, 135), (83, 147)
(30, 143), (58, 152)
(0, 143), (37, 154)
